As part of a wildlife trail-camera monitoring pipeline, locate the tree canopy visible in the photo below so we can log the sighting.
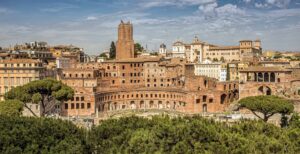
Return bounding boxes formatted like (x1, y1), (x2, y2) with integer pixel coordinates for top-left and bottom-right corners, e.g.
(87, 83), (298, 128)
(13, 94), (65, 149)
(88, 116), (300, 154)
(239, 95), (294, 122)
(134, 43), (144, 56)
(0, 115), (89, 153)
(109, 41), (116, 59)
(99, 53), (108, 59)
(5, 78), (74, 116)
(0, 100), (23, 116)
(1, 115), (300, 153)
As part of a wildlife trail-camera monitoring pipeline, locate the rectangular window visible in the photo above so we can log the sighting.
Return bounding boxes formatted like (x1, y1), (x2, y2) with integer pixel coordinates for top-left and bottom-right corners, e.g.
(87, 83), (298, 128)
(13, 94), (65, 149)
(203, 95), (207, 102)
(81, 103), (85, 109)
(65, 103), (68, 109)
(87, 103), (91, 109)
(71, 103), (74, 109)
(81, 96), (84, 101)
(76, 103), (79, 109)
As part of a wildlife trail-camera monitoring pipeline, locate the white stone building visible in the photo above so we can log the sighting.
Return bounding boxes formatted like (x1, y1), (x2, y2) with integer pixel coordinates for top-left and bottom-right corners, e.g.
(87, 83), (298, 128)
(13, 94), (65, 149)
(194, 60), (227, 81)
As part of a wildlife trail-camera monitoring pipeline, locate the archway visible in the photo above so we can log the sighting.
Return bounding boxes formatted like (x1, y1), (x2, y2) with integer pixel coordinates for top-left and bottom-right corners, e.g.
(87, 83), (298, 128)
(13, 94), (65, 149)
(270, 73), (275, 82)
(233, 90), (239, 100)
(258, 86), (264, 95)
(114, 102), (118, 110)
(220, 94), (227, 104)
(130, 101), (136, 109)
(202, 104), (207, 112)
(149, 101), (154, 108)
(258, 73), (263, 82)
(166, 101), (170, 109)
(158, 101), (163, 109)
(266, 86), (272, 95)
(140, 101), (144, 109)
(264, 72), (269, 82)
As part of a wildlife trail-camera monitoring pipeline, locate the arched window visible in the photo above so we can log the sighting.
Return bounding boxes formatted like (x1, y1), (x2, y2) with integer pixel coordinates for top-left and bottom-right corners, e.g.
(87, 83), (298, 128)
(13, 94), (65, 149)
(264, 72), (269, 82)
(258, 73), (263, 82)
(220, 94), (227, 104)
(270, 73), (275, 82)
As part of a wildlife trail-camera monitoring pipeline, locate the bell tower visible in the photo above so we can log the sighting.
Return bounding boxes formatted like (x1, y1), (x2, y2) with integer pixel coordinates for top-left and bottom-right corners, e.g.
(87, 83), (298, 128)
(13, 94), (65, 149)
(116, 20), (134, 59)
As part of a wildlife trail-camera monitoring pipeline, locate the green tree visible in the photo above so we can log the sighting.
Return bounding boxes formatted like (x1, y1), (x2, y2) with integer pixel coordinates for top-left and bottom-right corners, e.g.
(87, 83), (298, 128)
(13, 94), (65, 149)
(99, 53), (108, 59)
(239, 95), (294, 122)
(150, 52), (158, 56)
(0, 115), (89, 153)
(109, 41), (116, 59)
(5, 78), (74, 117)
(212, 58), (218, 62)
(134, 43), (144, 57)
(220, 56), (225, 62)
(0, 100), (23, 116)
(273, 53), (282, 59)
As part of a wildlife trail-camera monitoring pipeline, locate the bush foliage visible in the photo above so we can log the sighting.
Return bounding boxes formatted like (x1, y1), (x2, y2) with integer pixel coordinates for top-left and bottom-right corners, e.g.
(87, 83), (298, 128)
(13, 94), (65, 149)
(1, 115), (300, 153)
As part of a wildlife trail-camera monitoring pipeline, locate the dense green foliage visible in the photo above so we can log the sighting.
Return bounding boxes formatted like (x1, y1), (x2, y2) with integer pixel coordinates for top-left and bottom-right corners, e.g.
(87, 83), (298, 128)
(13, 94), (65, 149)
(134, 43), (144, 56)
(89, 116), (300, 154)
(4, 78), (74, 116)
(239, 95), (294, 122)
(0, 100), (23, 116)
(99, 52), (108, 58)
(0, 115), (89, 153)
(109, 41), (116, 59)
(1, 115), (300, 153)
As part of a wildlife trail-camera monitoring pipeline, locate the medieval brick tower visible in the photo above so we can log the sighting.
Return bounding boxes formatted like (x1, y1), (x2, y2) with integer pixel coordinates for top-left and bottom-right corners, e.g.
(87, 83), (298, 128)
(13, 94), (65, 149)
(116, 20), (134, 59)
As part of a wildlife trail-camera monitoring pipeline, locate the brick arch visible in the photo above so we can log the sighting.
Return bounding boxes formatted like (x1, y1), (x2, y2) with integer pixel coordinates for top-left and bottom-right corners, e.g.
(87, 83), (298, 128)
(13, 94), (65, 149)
(220, 94), (227, 104)
(258, 86), (272, 95)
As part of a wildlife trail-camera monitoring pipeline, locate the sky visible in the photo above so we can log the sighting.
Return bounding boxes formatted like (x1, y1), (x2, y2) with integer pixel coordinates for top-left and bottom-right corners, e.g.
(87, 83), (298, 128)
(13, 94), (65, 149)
(0, 0), (300, 55)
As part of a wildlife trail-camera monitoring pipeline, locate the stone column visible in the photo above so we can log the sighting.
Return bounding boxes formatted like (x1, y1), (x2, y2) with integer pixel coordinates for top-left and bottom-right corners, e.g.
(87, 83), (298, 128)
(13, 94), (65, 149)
(268, 73), (270, 82)
(256, 73), (258, 82)
(262, 72), (265, 82)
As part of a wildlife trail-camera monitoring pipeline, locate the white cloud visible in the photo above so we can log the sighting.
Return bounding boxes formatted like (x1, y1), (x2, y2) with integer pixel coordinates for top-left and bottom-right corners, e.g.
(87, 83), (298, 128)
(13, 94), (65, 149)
(197, 3), (244, 18)
(255, 3), (269, 8)
(86, 16), (98, 21)
(243, 0), (251, 3)
(140, 0), (216, 8)
(266, 0), (291, 8)
(198, 2), (218, 16)
(216, 4), (245, 15)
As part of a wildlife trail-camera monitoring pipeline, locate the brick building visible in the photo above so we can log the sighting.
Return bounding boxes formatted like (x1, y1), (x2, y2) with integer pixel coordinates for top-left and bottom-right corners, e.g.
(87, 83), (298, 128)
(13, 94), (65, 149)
(59, 21), (239, 117)
(239, 66), (300, 99)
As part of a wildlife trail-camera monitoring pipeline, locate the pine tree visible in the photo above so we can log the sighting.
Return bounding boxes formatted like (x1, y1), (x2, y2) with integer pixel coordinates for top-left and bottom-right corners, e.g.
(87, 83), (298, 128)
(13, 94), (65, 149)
(109, 41), (116, 59)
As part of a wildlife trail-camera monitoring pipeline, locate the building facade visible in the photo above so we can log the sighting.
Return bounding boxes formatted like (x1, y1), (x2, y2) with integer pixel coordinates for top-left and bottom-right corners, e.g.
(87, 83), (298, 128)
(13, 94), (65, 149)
(116, 21), (134, 59)
(0, 59), (48, 100)
(239, 66), (300, 99)
(194, 62), (227, 81)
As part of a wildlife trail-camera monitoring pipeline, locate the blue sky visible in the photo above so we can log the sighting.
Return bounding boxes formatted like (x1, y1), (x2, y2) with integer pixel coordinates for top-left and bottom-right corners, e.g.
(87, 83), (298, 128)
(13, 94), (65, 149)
(0, 0), (300, 54)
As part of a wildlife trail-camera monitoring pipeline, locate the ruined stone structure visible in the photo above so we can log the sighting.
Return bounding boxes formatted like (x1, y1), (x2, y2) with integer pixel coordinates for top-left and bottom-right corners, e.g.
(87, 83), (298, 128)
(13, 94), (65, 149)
(58, 21), (239, 117)
(59, 57), (239, 117)
(239, 66), (300, 99)
(116, 21), (134, 59)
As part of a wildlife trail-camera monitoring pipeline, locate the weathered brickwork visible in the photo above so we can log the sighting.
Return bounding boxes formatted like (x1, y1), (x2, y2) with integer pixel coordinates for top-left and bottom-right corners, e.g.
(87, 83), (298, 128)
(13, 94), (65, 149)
(58, 21), (239, 117)
(116, 21), (134, 59)
(239, 66), (300, 99)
